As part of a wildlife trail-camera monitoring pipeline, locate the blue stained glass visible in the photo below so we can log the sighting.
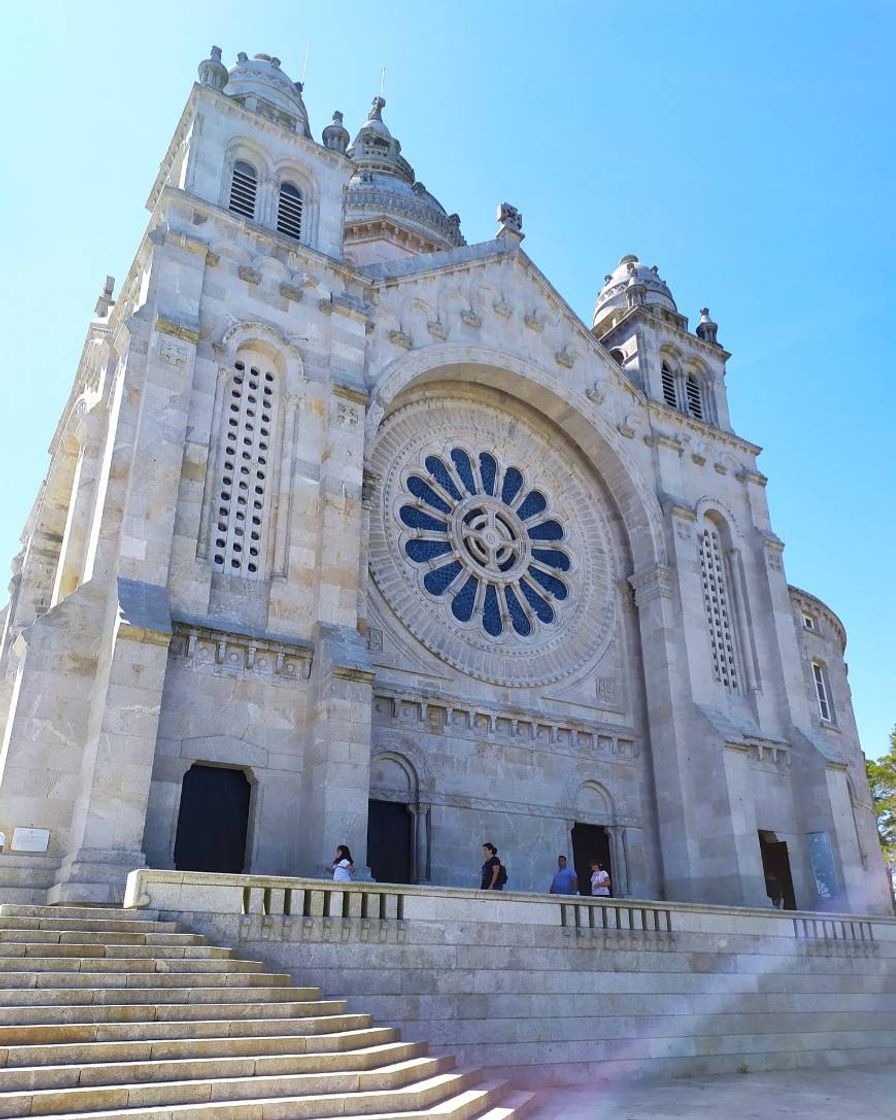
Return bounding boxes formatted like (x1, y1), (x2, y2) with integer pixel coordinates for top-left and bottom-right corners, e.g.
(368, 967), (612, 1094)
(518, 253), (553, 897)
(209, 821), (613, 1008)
(528, 519), (563, 541)
(424, 560), (462, 596)
(482, 584), (503, 636)
(505, 586), (531, 636)
(501, 467), (524, 506)
(517, 490), (547, 520)
(405, 539), (453, 563)
(479, 453), (497, 496)
(400, 506), (447, 532)
(450, 448), (477, 494)
(520, 577), (554, 623)
(531, 547), (570, 571)
(527, 565), (568, 600)
(451, 575), (478, 621)
(425, 455), (463, 501)
(407, 475), (452, 514)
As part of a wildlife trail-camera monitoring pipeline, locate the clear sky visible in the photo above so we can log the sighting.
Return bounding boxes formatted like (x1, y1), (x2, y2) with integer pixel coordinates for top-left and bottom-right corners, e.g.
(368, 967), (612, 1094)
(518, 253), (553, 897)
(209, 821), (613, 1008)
(1, 1), (893, 755)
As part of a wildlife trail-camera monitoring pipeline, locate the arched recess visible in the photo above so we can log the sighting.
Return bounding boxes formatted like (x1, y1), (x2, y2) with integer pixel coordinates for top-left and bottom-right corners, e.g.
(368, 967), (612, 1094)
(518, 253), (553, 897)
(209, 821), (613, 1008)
(198, 322), (306, 580)
(271, 158), (319, 246)
(369, 745), (433, 884)
(366, 345), (667, 574)
(565, 778), (629, 897)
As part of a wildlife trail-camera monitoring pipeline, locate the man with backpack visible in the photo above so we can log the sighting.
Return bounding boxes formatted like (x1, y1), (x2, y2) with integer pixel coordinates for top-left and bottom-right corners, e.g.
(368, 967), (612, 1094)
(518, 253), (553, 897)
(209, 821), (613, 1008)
(480, 842), (507, 890)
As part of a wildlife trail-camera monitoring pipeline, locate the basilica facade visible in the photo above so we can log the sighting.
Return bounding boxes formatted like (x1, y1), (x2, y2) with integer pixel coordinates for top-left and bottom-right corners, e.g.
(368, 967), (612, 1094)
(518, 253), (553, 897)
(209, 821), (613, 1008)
(0, 48), (888, 913)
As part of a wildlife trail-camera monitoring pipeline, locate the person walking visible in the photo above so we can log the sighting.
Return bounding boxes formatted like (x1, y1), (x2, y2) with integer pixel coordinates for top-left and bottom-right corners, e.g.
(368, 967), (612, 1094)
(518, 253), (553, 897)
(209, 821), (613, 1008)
(549, 855), (578, 895)
(480, 843), (506, 890)
(332, 845), (354, 882)
(590, 859), (611, 897)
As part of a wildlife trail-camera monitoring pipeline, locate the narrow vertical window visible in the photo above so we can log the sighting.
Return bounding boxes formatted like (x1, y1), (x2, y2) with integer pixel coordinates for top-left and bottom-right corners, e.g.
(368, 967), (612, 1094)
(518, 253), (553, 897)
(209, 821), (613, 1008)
(686, 375), (704, 420)
(276, 182), (303, 240)
(812, 662), (832, 723)
(212, 358), (277, 579)
(698, 525), (738, 690)
(661, 363), (677, 408)
(229, 160), (257, 219)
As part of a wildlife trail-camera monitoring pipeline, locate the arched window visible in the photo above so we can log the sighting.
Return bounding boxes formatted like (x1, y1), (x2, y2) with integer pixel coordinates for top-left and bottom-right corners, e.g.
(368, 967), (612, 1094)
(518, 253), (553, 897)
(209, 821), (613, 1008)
(276, 182), (304, 240)
(228, 161), (257, 219)
(698, 521), (739, 690)
(212, 355), (277, 580)
(686, 374), (704, 420)
(661, 362), (677, 408)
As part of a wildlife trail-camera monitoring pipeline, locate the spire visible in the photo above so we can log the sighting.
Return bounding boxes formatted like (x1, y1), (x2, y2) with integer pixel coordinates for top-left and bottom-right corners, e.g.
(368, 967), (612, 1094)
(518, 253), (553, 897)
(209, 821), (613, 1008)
(322, 110), (350, 154)
(94, 276), (115, 319)
(197, 45), (228, 91)
(696, 307), (719, 346)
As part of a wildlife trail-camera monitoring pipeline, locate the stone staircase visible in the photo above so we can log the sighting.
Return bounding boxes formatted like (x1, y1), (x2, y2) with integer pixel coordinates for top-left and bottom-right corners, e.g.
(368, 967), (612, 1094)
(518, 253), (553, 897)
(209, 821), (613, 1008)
(0, 905), (534, 1119)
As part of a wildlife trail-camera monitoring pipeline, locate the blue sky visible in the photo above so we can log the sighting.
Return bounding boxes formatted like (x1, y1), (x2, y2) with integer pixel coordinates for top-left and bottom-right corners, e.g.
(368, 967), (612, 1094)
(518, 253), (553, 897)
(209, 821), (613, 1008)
(1, 1), (893, 755)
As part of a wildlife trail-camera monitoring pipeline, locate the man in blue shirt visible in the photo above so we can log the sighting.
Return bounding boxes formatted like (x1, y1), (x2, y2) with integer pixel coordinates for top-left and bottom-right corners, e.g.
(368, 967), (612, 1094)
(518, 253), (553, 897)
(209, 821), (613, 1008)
(549, 854), (578, 895)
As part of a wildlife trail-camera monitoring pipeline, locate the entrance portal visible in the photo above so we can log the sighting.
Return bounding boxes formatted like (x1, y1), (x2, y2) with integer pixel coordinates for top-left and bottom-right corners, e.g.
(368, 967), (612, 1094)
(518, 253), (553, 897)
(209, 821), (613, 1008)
(367, 800), (413, 884)
(173, 764), (251, 873)
(571, 822), (612, 896)
(758, 830), (797, 909)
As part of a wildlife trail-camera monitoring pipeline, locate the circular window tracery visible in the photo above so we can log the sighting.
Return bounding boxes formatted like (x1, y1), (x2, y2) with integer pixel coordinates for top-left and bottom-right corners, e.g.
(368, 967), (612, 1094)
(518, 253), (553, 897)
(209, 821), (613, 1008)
(369, 396), (616, 687)
(399, 448), (570, 638)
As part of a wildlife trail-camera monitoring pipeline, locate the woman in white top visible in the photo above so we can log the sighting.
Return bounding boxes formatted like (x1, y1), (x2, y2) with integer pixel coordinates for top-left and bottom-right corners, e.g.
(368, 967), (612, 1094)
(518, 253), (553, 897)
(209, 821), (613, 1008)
(590, 859), (611, 897)
(332, 844), (354, 882)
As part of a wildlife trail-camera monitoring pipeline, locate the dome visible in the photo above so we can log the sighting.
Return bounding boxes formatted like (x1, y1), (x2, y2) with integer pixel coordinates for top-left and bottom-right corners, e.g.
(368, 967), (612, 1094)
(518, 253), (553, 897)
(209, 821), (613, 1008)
(224, 53), (311, 138)
(592, 254), (677, 332)
(345, 97), (464, 251)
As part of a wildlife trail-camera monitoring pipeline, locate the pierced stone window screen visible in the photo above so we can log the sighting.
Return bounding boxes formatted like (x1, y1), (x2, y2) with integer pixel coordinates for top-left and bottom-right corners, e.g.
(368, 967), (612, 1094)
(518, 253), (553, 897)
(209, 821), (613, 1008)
(698, 525), (739, 690)
(685, 375), (704, 420)
(276, 182), (303, 240)
(229, 161), (258, 219)
(212, 359), (277, 579)
(812, 661), (833, 723)
(661, 363), (678, 408)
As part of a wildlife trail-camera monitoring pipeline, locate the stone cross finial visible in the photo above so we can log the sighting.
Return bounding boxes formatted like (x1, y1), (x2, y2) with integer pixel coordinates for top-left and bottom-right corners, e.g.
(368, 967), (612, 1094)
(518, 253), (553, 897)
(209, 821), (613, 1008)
(94, 275), (115, 318)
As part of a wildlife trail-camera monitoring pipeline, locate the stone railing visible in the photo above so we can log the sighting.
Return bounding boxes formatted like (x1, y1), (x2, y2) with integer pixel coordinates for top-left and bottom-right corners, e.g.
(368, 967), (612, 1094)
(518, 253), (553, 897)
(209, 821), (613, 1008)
(559, 897), (673, 933)
(792, 915), (874, 942)
(239, 880), (405, 921)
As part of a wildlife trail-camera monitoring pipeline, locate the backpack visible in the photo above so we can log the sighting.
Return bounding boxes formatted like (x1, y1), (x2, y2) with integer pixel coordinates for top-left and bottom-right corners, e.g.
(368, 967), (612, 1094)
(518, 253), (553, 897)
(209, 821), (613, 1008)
(496, 863), (508, 887)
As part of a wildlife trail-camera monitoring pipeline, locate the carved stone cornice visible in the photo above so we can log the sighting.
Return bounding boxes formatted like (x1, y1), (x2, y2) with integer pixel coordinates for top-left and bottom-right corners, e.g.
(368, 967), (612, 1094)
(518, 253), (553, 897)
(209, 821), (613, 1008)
(628, 564), (675, 606)
(154, 315), (200, 345)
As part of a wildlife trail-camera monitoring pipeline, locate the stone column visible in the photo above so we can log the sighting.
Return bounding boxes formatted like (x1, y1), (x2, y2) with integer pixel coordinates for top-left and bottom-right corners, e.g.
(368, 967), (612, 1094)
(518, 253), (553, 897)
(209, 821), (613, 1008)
(607, 825), (629, 896)
(410, 802), (432, 884)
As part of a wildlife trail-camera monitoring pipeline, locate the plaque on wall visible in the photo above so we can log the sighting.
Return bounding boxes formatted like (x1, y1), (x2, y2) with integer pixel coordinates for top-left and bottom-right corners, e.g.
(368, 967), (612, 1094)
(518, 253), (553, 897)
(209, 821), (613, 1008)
(10, 827), (50, 853)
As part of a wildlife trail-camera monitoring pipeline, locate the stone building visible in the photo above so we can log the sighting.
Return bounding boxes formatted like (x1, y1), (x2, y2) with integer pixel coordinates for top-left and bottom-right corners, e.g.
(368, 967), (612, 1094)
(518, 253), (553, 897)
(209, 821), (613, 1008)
(0, 48), (888, 914)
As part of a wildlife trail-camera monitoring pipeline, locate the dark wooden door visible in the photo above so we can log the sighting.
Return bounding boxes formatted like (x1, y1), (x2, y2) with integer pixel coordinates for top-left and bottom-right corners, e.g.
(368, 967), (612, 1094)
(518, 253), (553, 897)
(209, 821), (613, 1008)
(571, 822), (612, 896)
(173, 764), (251, 873)
(759, 833), (797, 909)
(367, 799), (412, 884)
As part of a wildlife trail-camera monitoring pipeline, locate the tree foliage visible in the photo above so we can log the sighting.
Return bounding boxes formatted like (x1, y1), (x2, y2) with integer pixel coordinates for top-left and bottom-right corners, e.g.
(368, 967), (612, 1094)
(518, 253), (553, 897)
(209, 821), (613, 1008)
(866, 727), (896, 859)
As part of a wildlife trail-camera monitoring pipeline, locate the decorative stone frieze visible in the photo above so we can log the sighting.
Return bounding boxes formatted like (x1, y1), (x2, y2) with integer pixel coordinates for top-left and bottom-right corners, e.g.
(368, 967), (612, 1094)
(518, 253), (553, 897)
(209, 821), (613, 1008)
(372, 690), (639, 761)
(237, 266), (262, 285)
(168, 621), (312, 682)
(628, 564), (675, 605)
(154, 315), (200, 344)
(278, 282), (304, 302)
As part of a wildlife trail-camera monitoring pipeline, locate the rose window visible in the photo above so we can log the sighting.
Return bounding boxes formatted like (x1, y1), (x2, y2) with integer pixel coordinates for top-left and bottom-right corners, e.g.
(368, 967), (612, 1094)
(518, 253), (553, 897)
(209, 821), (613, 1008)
(398, 448), (571, 637)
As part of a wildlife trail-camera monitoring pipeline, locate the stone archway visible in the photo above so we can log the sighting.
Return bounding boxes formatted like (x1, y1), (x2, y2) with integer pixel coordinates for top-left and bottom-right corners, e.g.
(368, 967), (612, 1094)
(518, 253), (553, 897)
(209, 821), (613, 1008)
(369, 749), (432, 883)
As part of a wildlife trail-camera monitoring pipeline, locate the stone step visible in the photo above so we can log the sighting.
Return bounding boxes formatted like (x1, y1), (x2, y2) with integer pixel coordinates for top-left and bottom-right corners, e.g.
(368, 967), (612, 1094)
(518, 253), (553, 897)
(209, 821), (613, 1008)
(0, 940), (233, 958)
(0, 954), (257, 973)
(471, 1090), (538, 1120)
(340, 1080), (518, 1120)
(0, 978), (309, 1003)
(0, 1012), (373, 1046)
(16, 1069), (478, 1120)
(0, 1039), (427, 1092)
(0, 916), (181, 934)
(0, 1054), (454, 1116)
(0, 996), (345, 1024)
(0, 928), (205, 946)
(0, 906), (160, 922)
(0, 1025), (398, 1067)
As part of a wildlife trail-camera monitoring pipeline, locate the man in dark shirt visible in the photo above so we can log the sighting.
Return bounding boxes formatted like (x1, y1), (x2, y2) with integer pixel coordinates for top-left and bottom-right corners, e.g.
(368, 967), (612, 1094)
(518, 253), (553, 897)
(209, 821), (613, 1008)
(481, 842), (502, 890)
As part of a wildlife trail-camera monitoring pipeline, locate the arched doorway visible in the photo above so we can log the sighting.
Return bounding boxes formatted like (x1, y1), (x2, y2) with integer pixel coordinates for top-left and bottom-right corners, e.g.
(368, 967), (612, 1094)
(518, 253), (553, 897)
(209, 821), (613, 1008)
(173, 764), (251, 873)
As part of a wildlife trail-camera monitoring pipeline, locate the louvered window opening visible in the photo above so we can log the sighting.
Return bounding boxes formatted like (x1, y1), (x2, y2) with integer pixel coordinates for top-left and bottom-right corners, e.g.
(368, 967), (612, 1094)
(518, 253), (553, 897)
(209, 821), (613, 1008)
(229, 161), (257, 219)
(212, 360), (276, 579)
(699, 527), (738, 690)
(812, 662), (832, 722)
(686, 376), (704, 420)
(277, 182), (303, 240)
(661, 364), (677, 408)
